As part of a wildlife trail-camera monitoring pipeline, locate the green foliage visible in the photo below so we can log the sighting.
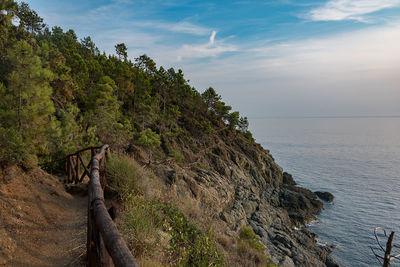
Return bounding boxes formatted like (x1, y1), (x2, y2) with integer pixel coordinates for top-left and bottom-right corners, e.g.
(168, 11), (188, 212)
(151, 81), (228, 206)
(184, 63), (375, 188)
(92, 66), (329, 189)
(0, 127), (26, 166)
(168, 150), (184, 162)
(56, 103), (98, 156)
(122, 194), (162, 258)
(137, 128), (161, 148)
(238, 226), (266, 251)
(22, 153), (38, 170)
(1, 39), (59, 157)
(201, 87), (232, 121)
(202, 87), (221, 110)
(236, 226), (273, 266)
(243, 130), (255, 142)
(86, 75), (127, 145)
(162, 205), (225, 267)
(0, 0), (17, 51)
(227, 111), (239, 130)
(115, 43), (128, 61)
(106, 154), (144, 196)
(16, 2), (45, 34)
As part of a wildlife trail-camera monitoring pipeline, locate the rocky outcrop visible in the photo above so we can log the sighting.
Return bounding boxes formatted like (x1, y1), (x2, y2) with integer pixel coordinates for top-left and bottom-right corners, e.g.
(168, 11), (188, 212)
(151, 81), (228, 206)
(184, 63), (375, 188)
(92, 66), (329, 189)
(315, 191), (334, 202)
(144, 135), (338, 266)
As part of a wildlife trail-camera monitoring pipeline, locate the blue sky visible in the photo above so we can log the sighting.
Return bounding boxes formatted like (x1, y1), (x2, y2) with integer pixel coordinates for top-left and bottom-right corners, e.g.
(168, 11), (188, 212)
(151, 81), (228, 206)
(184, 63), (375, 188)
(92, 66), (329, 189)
(28, 0), (400, 117)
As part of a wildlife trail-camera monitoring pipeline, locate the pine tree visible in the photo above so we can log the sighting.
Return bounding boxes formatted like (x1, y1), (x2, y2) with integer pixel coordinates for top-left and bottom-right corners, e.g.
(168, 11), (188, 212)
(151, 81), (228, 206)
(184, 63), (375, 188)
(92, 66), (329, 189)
(0, 40), (59, 155)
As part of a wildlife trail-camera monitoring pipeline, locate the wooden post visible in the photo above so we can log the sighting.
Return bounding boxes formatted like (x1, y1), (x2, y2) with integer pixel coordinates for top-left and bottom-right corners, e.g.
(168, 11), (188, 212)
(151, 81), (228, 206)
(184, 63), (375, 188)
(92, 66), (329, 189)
(87, 187), (102, 267)
(383, 232), (395, 267)
(67, 156), (72, 183)
(75, 155), (80, 184)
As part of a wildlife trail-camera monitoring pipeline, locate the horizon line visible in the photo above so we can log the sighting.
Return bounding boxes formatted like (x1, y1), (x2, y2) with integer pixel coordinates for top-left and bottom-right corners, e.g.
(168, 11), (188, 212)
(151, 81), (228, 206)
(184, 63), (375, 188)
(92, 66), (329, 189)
(249, 115), (400, 119)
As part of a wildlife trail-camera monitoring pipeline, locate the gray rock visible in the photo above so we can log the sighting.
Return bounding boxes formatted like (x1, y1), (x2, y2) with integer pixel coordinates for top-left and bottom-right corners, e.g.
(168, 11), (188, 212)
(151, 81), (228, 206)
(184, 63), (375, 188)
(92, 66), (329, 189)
(281, 256), (296, 267)
(315, 191), (334, 202)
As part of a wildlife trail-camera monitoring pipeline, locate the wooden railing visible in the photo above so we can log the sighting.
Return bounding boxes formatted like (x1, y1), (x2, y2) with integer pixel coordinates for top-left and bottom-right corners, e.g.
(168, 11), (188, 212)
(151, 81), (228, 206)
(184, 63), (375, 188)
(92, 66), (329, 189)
(66, 145), (138, 267)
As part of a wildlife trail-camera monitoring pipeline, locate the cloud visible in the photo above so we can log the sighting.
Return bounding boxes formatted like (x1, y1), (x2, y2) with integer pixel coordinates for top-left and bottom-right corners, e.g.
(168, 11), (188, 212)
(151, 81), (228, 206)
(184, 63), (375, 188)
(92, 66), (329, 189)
(210, 30), (216, 44)
(177, 31), (237, 60)
(134, 21), (211, 36)
(179, 23), (400, 117)
(309, 0), (400, 21)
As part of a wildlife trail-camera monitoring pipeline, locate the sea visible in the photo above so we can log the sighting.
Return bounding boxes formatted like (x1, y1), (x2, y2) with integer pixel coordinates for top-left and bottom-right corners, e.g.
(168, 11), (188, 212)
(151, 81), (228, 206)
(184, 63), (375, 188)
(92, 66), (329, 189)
(249, 117), (400, 267)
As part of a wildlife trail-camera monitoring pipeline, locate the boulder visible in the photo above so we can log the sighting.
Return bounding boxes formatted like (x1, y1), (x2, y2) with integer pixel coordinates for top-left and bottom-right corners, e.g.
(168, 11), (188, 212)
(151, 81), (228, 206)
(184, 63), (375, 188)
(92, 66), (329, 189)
(315, 191), (334, 202)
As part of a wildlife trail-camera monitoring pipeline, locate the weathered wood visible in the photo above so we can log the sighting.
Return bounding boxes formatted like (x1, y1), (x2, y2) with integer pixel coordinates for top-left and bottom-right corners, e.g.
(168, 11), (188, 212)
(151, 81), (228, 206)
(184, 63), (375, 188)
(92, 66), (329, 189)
(65, 146), (102, 158)
(87, 144), (138, 267)
(69, 156), (76, 183)
(67, 157), (72, 183)
(78, 154), (90, 183)
(76, 156), (81, 184)
(383, 232), (395, 267)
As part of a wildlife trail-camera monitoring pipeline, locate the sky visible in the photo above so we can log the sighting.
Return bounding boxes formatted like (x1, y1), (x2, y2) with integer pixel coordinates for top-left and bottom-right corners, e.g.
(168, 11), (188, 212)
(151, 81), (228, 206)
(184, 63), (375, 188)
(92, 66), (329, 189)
(27, 0), (400, 118)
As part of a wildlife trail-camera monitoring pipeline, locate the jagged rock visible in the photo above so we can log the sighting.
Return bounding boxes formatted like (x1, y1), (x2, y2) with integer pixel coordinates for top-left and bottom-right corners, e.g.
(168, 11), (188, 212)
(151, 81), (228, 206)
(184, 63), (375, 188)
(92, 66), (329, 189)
(283, 172), (296, 186)
(151, 136), (339, 266)
(325, 256), (340, 267)
(315, 191), (334, 202)
(281, 256), (296, 267)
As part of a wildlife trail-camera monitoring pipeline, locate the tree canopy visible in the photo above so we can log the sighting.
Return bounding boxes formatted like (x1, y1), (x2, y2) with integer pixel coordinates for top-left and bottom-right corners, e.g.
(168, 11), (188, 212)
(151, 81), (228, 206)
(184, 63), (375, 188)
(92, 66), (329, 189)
(0, 1), (254, 168)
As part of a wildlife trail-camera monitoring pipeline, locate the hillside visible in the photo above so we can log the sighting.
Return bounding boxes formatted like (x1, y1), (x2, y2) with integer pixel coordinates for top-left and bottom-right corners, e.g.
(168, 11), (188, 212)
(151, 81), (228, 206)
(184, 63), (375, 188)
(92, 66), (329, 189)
(0, 2), (338, 266)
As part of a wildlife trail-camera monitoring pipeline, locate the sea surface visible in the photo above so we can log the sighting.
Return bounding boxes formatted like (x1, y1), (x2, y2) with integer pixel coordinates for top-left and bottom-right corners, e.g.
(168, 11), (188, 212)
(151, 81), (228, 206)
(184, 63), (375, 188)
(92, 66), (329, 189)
(249, 117), (400, 267)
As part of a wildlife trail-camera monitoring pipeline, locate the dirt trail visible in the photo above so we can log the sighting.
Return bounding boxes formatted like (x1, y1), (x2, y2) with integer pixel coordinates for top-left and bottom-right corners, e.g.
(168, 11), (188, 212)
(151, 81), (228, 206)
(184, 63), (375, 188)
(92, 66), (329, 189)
(0, 166), (87, 266)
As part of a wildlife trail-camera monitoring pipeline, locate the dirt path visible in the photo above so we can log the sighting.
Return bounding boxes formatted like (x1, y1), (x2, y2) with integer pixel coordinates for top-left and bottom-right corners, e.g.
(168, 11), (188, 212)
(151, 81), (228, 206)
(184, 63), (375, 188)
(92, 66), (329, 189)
(0, 166), (87, 266)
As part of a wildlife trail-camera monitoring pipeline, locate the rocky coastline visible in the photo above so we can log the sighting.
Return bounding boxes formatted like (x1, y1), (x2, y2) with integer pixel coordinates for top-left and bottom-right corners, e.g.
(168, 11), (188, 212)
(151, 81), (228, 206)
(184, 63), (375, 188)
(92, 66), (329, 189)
(136, 134), (339, 266)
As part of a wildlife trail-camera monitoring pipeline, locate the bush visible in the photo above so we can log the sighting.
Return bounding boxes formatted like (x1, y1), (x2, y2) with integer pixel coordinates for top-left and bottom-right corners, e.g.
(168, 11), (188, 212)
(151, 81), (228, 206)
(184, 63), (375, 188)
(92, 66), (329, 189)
(23, 154), (38, 170)
(121, 194), (162, 258)
(236, 226), (270, 266)
(106, 154), (144, 196)
(136, 128), (161, 148)
(238, 226), (266, 251)
(168, 150), (184, 162)
(161, 205), (225, 267)
(243, 130), (255, 142)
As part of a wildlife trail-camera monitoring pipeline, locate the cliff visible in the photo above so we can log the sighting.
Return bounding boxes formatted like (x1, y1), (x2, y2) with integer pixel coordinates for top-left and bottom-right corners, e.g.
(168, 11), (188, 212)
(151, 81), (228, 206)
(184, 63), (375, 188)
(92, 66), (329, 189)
(131, 127), (339, 266)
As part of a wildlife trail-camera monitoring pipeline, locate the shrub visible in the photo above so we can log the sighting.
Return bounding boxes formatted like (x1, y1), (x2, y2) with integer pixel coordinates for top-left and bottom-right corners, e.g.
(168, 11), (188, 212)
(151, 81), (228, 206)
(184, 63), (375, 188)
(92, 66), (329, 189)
(23, 154), (38, 170)
(238, 226), (266, 251)
(136, 128), (161, 148)
(168, 150), (184, 162)
(121, 194), (162, 258)
(243, 130), (255, 142)
(236, 226), (270, 266)
(106, 154), (144, 196)
(161, 205), (225, 267)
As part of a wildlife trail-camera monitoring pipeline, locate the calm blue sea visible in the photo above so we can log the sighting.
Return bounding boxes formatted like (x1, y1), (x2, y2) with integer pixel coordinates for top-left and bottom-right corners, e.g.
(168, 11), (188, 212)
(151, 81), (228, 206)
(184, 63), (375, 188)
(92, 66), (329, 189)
(250, 117), (400, 267)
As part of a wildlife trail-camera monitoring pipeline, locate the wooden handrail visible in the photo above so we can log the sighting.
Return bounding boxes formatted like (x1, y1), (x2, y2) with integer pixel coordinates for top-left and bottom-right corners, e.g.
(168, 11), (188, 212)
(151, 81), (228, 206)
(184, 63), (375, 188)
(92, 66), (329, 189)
(65, 145), (103, 158)
(67, 145), (138, 267)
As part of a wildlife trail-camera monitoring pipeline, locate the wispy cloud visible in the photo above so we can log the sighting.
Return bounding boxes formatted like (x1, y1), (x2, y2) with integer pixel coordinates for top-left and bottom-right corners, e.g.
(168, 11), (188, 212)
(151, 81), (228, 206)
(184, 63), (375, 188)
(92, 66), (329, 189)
(133, 20), (211, 36)
(177, 31), (237, 60)
(309, 0), (400, 22)
(209, 30), (216, 44)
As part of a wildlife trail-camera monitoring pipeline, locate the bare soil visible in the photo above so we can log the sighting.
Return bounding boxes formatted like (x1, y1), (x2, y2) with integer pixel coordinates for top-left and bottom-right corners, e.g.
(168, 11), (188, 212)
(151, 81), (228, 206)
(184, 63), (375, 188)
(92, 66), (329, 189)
(0, 166), (87, 266)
